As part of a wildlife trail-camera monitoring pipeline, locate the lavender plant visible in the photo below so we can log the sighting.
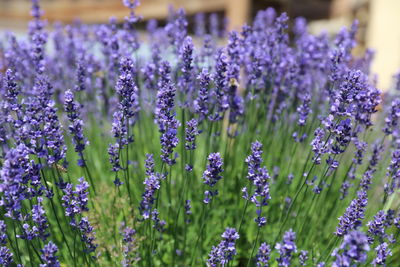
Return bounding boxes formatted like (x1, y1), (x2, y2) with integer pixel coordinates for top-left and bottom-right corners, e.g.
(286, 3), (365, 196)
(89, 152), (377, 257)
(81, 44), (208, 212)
(0, 0), (399, 266)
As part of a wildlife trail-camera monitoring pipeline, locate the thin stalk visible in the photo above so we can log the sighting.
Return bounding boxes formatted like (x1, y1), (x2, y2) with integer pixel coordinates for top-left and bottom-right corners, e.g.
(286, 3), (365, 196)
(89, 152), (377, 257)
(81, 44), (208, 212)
(246, 226), (261, 267)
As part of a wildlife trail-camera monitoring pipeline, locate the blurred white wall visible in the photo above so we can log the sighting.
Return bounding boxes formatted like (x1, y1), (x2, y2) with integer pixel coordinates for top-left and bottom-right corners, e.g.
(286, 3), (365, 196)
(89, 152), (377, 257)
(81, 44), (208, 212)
(367, 0), (400, 91)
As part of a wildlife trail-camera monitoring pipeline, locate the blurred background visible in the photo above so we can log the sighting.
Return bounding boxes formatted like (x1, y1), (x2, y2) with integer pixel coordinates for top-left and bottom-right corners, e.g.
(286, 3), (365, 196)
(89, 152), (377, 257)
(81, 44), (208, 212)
(0, 0), (399, 91)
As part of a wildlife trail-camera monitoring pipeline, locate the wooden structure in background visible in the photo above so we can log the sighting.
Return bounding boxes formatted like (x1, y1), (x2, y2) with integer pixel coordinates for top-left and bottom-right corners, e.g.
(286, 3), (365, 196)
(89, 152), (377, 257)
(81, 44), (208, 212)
(0, 0), (250, 30)
(367, 0), (400, 91)
(0, 0), (353, 30)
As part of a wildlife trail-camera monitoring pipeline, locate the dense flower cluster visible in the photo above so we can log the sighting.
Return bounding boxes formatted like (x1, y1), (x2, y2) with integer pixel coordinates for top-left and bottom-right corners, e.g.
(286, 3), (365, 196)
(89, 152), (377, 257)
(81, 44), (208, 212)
(40, 241), (60, 267)
(275, 229), (297, 266)
(202, 153), (224, 204)
(332, 231), (370, 267)
(335, 190), (368, 236)
(242, 141), (271, 227)
(64, 89), (88, 166)
(207, 227), (239, 266)
(256, 242), (271, 267)
(0, 0), (399, 266)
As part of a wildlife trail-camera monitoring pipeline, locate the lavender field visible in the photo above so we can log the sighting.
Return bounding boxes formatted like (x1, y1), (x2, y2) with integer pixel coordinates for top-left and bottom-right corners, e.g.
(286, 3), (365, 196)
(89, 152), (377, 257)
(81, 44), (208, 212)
(0, 0), (399, 266)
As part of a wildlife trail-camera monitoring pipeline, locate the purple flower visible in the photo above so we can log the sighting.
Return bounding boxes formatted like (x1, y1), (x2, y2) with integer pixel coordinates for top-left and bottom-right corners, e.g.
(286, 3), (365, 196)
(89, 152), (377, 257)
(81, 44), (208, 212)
(108, 143), (121, 173)
(42, 100), (67, 165)
(166, 8), (187, 53)
(110, 57), (140, 155)
(64, 90), (88, 167)
(78, 217), (97, 253)
(383, 99), (400, 135)
(122, 0), (141, 53)
(373, 242), (391, 265)
(275, 229), (297, 267)
(2, 69), (20, 112)
(155, 61), (180, 166)
(311, 127), (328, 164)
(372, 138), (384, 162)
(209, 49), (229, 121)
(19, 223), (38, 240)
(243, 141), (271, 227)
(27, 78), (66, 165)
(121, 225), (140, 266)
(352, 138), (367, 165)
(394, 214), (400, 229)
(32, 197), (49, 241)
(151, 209), (166, 233)
(332, 230), (370, 267)
(0, 221), (13, 266)
(0, 221), (7, 245)
(330, 69), (380, 127)
(145, 154), (155, 177)
(142, 45), (160, 93)
(367, 210), (387, 244)
(202, 153), (224, 204)
(185, 118), (200, 150)
(256, 242), (271, 267)
(40, 241), (60, 267)
(115, 57), (140, 120)
(185, 164), (193, 172)
(194, 68), (211, 119)
(184, 199), (192, 223)
(245, 141), (263, 182)
(299, 250), (308, 266)
(179, 36), (194, 96)
(74, 56), (87, 92)
(61, 177), (89, 227)
(139, 173), (163, 219)
(207, 227), (239, 266)
(123, 0), (139, 10)
(0, 246), (13, 266)
(226, 31), (244, 124)
(385, 149), (400, 195)
(29, 0), (47, 75)
(335, 190), (368, 236)
(0, 143), (30, 219)
(340, 181), (352, 200)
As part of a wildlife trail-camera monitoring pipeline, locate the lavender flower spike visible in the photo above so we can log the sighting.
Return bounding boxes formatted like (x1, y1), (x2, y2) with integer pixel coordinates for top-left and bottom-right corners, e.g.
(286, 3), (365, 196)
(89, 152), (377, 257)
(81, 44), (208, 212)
(383, 99), (400, 135)
(243, 141), (271, 227)
(40, 241), (60, 267)
(185, 118), (200, 151)
(32, 196), (49, 241)
(275, 229), (297, 267)
(139, 173), (162, 219)
(156, 61), (180, 166)
(335, 190), (368, 236)
(194, 68), (211, 119)
(373, 242), (391, 266)
(121, 225), (140, 266)
(207, 227), (239, 267)
(61, 177), (90, 226)
(64, 89), (88, 167)
(203, 152), (224, 204)
(0, 221), (13, 266)
(246, 141), (264, 182)
(367, 210), (387, 244)
(299, 250), (308, 266)
(256, 242), (271, 267)
(332, 230), (370, 267)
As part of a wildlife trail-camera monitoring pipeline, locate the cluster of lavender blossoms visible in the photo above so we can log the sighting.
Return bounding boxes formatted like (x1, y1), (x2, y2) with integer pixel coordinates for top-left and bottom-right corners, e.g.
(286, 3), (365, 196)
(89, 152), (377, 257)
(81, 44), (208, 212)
(242, 141), (271, 227)
(202, 153), (224, 204)
(207, 227), (239, 266)
(1, 0), (400, 266)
